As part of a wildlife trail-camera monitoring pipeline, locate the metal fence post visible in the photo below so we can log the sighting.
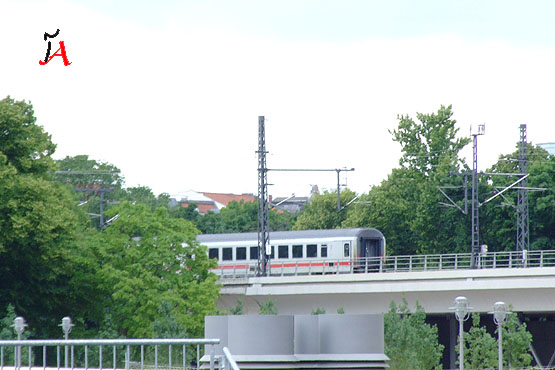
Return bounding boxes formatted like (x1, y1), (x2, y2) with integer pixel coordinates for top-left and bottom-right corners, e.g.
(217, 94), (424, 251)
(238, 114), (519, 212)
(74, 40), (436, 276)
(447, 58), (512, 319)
(209, 344), (215, 370)
(126, 345), (130, 370)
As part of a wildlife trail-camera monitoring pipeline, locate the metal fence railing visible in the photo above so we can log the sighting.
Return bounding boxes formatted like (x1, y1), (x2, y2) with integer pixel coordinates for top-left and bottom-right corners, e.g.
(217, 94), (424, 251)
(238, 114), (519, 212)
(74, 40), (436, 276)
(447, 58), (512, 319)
(0, 338), (221, 370)
(216, 348), (239, 370)
(214, 249), (555, 279)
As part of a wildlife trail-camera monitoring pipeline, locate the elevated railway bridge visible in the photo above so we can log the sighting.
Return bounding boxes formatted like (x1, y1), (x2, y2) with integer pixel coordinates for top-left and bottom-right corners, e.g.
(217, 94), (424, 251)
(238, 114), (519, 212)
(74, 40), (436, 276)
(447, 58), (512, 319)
(215, 249), (555, 369)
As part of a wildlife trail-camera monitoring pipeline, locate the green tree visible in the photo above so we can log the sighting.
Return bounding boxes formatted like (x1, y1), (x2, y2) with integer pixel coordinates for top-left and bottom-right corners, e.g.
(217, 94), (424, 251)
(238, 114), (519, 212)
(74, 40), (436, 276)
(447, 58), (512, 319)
(55, 155), (124, 229)
(0, 305), (32, 365)
(0, 97), (92, 338)
(257, 298), (278, 315)
(196, 200), (295, 234)
(0, 97), (56, 175)
(169, 202), (200, 223)
(150, 301), (188, 338)
(81, 202), (220, 338)
(502, 310), (533, 369)
(293, 189), (356, 230)
(229, 300), (244, 315)
(311, 307), (326, 315)
(119, 186), (171, 211)
(55, 154), (123, 188)
(343, 171), (422, 255)
(384, 299), (443, 370)
(482, 144), (555, 252)
(390, 104), (469, 176)
(457, 314), (498, 370)
(457, 311), (533, 370)
(345, 105), (471, 255)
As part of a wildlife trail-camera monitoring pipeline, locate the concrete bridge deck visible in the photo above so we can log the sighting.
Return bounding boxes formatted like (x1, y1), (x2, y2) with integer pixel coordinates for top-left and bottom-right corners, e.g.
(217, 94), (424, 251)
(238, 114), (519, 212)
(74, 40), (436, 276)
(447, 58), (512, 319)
(218, 266), (555, 315)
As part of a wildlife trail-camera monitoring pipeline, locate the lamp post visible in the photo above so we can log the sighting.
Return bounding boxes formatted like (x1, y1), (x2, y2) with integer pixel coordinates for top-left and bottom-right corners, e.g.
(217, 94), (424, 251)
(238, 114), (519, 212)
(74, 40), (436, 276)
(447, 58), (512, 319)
(60, 317), (74, 368)
(12, 317), (27, 369)
(491, 302), (510, 370)
(450, 296), (471, 370)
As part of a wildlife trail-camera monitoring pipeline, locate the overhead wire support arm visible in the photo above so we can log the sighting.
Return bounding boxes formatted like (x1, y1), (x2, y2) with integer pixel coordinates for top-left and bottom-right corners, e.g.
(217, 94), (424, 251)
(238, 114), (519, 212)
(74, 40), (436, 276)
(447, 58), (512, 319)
(480, 172), (527, 177)
(54, 170), (119, 175)
(339, 193), (361, 211)
(269, 168), (355, 211)
(438, 186), (467, 214)
(480, 174), (529, 206)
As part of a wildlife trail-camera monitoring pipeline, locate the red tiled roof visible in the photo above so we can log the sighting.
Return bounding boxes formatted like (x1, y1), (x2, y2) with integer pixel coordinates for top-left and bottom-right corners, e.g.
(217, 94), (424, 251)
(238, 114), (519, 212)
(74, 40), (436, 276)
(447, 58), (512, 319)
(181, 201), (216, 214)
(202, 192), (255, 206)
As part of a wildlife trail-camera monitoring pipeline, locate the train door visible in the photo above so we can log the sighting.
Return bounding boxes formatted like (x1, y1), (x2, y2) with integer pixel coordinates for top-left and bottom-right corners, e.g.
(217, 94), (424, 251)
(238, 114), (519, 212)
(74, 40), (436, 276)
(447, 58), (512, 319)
(358, 237), (381, 272)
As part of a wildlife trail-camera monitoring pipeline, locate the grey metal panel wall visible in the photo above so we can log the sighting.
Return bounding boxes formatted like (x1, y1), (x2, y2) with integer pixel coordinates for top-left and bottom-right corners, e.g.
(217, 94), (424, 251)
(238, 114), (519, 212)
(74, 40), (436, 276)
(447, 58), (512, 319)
(205, 314), (384, 356)
(226, 315), (294, 355)
(204, 315), (228, 354)
(203, 314), (387, 370)
(318, 314), (384, 354)
(293, 315), (319, 354)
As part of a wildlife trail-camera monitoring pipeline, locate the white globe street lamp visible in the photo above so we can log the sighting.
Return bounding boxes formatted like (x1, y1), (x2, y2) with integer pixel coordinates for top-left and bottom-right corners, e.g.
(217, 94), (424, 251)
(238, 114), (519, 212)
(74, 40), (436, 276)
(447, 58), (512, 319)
(490, 302), (510, 370)
(12, 317), (27, 368)
(60, 317), (74, 368)
(450, 296), (471, 370)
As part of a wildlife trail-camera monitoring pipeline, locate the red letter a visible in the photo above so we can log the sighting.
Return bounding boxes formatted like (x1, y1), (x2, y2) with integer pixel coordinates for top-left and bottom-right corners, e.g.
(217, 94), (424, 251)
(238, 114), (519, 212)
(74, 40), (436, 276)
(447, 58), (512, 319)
(39, 41), (72, 66)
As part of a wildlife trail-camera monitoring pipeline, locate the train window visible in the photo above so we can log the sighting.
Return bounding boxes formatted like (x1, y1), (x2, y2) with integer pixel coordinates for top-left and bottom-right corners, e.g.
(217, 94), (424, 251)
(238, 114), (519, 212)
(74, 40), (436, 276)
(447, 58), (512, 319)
(250, 246), (258, 260)
(209, 248), (219, 260)
(278, 245), (289, 259)
(344, 243), (350, 257)
(307, 244), (317, 258)
(292, 244), (303, 258)
(321, 245), (328, 258)
(270, 246), (275, 259)
(236, 247), (247, 260)
(222, 247), (233, 261)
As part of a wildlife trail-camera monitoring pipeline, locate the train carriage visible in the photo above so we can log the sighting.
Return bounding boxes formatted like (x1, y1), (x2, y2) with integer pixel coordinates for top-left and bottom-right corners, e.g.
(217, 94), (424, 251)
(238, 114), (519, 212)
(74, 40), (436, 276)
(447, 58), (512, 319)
(197, 228), (386, 276)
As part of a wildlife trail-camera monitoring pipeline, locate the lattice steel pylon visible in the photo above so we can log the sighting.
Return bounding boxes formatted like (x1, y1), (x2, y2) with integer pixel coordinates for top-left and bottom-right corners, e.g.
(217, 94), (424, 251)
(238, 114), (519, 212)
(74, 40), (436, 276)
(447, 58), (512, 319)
(257, 116), (270, 276)
(471, 124), (485, 268)
(516, 124), (529, 252)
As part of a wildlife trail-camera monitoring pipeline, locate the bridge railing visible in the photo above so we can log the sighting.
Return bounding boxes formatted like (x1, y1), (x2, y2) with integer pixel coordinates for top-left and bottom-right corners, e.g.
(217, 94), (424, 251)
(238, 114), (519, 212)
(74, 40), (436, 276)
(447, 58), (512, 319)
(215, 249), (555, 279)
(0, 338), (220, 370)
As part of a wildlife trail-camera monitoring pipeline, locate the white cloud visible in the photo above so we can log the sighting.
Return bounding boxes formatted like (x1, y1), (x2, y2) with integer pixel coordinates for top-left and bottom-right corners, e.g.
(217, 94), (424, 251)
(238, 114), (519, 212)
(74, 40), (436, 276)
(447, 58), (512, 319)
(1, 1), (553, 197)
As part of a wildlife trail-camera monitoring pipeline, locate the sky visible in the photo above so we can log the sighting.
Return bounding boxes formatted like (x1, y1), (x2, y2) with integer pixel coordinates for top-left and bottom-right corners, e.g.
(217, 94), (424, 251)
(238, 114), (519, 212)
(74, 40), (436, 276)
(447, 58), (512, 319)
(1, 0), (555, 198)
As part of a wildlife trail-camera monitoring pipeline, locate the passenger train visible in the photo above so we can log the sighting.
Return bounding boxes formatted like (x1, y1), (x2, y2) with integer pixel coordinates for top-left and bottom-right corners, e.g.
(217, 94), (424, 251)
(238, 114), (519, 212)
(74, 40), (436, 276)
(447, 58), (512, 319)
(197, 228), (386, 275)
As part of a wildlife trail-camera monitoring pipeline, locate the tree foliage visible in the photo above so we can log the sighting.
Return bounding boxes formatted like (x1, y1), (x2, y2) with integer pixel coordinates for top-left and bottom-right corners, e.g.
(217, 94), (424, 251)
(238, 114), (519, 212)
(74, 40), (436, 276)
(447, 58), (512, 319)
(311, 307), (326, 315)
(228, 300), (244, 315)
(482, 145), (555, 251)
(457, 311), (533, 370)
(457, 314), (498, 370)
(257, 298), (278, 315)
(384, 299), (443, 370)
(56, 154), (123, 188)
(390, 105), (469, 176)
(0, 305), (32, 364)
(81, 202), (220, 338)
(293, 190), (356, 230)
(0, 97), (90, 338)
(196, 200), (295, 234)
(342, 106), (471, 255)
(502, 309), (533, 368)
(0, 97), (56, 175)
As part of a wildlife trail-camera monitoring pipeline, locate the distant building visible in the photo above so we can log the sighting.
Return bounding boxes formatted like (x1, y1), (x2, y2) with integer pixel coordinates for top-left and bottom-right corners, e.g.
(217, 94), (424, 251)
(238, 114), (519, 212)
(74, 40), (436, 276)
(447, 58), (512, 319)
(272, 196), (309, 213)
(170, 190), (255, 214)
(170, 185), (321, 215)
(271, 185), (321, 213)
(537, 142), (555, 155)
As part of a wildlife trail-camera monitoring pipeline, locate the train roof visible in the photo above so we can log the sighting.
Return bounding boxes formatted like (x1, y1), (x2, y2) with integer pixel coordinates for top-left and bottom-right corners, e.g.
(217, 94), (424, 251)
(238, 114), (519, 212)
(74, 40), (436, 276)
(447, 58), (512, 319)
(197, 228), (384, 243)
